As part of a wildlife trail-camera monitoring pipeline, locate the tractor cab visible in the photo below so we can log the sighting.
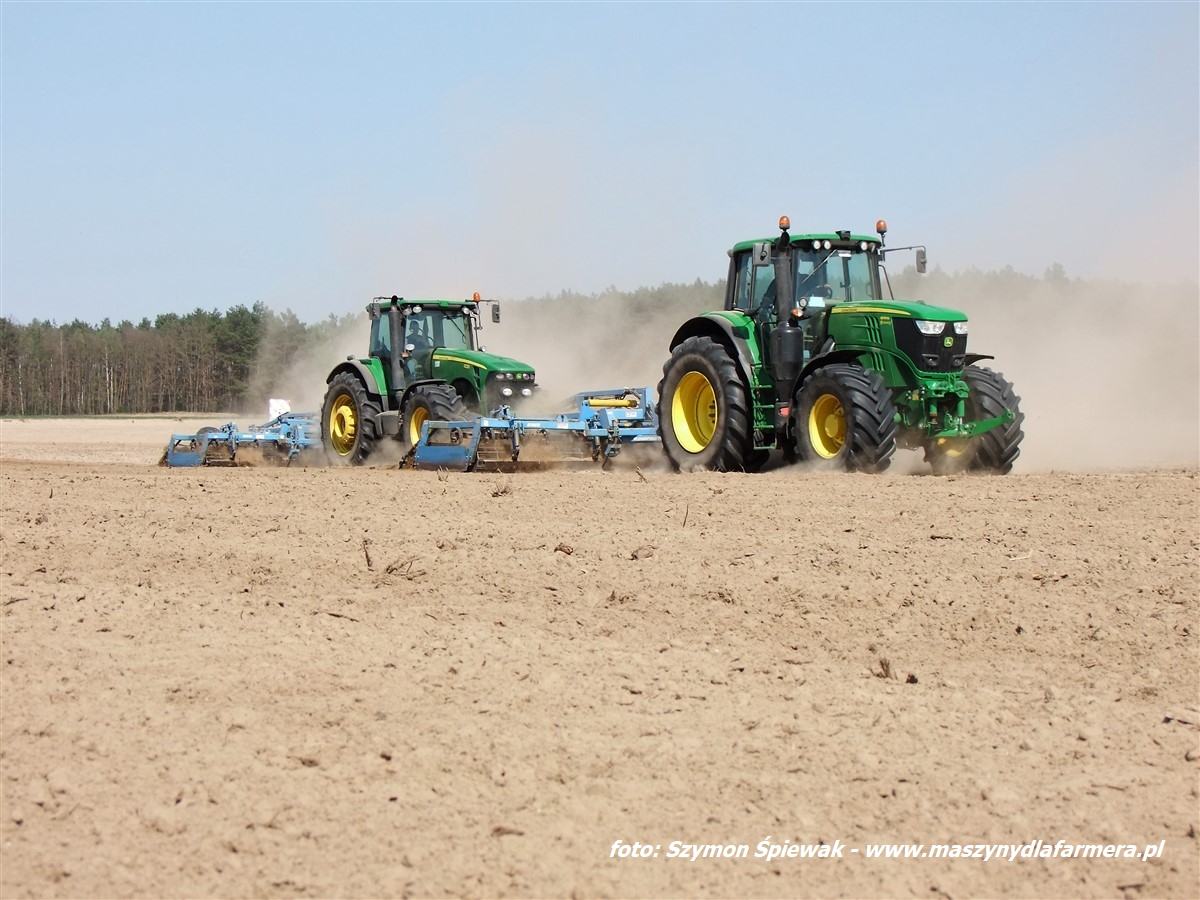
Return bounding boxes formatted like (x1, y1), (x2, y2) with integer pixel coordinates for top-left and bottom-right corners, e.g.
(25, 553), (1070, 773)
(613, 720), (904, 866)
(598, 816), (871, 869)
(727, 228), (884, 317)
(368, 296), (484, 389)
(727, 223), (885, 367)
(363, 294), (535, 414)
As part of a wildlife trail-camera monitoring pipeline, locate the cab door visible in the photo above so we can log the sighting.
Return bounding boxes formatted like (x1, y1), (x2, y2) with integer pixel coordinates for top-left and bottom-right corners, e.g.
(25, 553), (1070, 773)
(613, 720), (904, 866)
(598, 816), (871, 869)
(403, 309), (438, 379)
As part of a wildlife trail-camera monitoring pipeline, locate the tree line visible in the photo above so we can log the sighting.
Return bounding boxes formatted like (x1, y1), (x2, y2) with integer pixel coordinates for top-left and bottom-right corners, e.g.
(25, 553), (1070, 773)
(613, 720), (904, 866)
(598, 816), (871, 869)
(0, 304), (356, 416)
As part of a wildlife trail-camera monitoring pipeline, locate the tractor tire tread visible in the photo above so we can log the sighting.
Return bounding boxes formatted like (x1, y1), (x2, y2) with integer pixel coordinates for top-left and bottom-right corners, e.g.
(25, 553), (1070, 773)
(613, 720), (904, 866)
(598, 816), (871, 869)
(964, 366), (1024, 473)
(321, 371), (382, 466)
(403, 383), (471, 450)
(795, 363), (898, 473)
(656, 335), (752, 472)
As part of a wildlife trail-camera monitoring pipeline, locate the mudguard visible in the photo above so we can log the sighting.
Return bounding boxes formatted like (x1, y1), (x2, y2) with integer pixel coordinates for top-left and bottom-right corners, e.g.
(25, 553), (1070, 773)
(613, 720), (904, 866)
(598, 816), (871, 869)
(796, 348), (863, 385)
(325, 360), (388, 408)
(668, 313), (761, 389)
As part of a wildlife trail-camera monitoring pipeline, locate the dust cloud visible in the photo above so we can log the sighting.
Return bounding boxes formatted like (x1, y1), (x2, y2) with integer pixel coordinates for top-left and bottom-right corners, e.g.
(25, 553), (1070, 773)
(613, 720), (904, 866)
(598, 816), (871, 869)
(897, 270), (1199, 472)
(488, 288), (713, 415)
(247, 314), (366, 422)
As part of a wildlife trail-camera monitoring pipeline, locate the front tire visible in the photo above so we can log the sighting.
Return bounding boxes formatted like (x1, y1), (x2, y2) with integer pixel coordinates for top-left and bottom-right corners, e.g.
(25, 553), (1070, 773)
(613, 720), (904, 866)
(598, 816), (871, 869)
(932, 366), (1024, 474)
(402, 383), (470, 450)
(793, 364), (897, 472)
(322, 372), (382, 466)
(656, 336), (752, 471)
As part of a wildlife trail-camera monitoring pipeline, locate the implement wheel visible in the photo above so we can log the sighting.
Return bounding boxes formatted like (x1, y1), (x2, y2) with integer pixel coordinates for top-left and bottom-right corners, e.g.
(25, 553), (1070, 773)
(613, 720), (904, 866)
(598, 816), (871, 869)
(402, 383), (470, 451)
(322, 372), (381, 466)
(926, 366), (1024, 474)
(793, 364), (897, 473)
(656, 335), (752, 471)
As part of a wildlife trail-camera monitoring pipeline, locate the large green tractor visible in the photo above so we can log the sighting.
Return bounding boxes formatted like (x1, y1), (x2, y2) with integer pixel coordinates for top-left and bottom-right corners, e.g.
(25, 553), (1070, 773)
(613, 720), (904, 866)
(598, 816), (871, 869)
(656, 217), (1024, 474)
(322, 294), (537, 465)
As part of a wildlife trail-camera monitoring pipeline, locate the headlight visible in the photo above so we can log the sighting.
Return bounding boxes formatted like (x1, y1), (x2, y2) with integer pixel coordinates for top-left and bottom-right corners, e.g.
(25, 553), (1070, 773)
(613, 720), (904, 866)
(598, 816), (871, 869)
(520, 388), (532, 397)
(953, 322), (968, 335)
(501, 387), (513, 397)
(915, 320), (946, 335)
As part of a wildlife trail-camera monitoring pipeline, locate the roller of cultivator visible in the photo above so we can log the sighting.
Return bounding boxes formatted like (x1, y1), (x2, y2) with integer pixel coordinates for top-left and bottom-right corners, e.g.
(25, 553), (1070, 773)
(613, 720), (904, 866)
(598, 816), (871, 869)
(411, 387), (662, 471)
(161, 411), (321, 467)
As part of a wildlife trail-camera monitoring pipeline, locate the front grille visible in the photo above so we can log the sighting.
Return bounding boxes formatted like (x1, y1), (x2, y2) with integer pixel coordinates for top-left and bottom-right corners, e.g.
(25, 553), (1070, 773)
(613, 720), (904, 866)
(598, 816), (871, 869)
(893, 319), (967, 372)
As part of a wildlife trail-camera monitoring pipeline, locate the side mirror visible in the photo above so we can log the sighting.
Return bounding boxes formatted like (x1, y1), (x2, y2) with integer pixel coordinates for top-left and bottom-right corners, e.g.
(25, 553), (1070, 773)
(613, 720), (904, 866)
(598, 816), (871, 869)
(916, 248), (927, 273)
(491, 304), (501, 324)
(752, 243), (772, 267)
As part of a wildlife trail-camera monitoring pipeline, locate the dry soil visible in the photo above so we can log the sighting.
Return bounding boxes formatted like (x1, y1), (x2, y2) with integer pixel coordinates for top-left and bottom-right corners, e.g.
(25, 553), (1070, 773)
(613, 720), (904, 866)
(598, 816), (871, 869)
(1, 417), (1197, 899)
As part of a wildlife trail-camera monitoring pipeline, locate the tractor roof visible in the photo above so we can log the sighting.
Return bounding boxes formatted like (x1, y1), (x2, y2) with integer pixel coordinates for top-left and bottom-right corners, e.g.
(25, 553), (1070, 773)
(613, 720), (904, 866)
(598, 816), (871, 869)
(730, 232), (881, 254)
(371, 297), (478, 312)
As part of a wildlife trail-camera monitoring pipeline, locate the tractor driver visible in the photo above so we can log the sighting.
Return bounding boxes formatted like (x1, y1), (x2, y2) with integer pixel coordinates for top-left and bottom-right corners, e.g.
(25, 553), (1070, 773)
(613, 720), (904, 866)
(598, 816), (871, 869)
(406, 318), (432, 351)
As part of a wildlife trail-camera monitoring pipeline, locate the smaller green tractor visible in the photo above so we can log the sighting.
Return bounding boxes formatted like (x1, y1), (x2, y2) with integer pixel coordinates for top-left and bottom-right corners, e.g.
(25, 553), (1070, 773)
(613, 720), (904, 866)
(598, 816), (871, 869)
(322, 294), (537, 465)
(656, 217), (1024, 474)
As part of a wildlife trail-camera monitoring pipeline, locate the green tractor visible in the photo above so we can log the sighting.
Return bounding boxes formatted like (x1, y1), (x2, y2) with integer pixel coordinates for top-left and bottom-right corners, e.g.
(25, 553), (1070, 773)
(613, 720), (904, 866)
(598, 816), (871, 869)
(656, 217), (1024, 474)
(322, 294), (537, 465)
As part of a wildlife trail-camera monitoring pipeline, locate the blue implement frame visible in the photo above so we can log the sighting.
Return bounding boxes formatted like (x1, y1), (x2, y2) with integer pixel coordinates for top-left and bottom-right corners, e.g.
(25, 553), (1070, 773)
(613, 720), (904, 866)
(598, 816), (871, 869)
(164, 412), (321, 467)
(413, 387), (662, 471)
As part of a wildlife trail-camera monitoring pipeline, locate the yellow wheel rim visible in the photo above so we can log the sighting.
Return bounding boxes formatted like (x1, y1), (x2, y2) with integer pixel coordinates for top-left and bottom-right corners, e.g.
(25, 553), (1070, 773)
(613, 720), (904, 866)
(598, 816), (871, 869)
(808, 393), (846, 458)
(408, 405), (428, 446)
(329, 394), (358, 456)
(672, 371), (717, 453)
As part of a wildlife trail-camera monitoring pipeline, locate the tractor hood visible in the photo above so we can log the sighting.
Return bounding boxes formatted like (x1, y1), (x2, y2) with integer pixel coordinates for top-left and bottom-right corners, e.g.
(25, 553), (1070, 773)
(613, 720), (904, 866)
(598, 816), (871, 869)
(830, 299), (967, 322)
(432, 348), (536, 375)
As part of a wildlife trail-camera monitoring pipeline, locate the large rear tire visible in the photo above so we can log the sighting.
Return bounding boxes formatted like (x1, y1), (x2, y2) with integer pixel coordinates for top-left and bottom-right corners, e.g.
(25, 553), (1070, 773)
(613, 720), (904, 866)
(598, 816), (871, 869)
(656, 336), (752, 472)
(322, 372), (382, 466)
(402, 383), (470, 450)
(793, 364), (897, 473)
(927, 366), (1024, 474)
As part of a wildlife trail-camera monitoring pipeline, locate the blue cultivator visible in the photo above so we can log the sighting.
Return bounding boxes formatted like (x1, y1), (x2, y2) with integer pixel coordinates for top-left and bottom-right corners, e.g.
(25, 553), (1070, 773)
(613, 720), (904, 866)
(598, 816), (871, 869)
(162, 412), (321, 467)
(412, 387), (661, 471)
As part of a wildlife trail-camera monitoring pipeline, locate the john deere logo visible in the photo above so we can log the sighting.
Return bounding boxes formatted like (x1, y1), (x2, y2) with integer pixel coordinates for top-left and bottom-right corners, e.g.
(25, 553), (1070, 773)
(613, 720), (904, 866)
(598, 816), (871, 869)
(943, 336), (954, 348)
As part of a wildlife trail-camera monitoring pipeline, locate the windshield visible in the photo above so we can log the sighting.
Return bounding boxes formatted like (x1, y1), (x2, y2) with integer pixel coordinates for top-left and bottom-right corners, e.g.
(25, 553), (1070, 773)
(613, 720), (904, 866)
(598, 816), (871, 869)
(405, 308), (475, 352)
(795, 248), (878, 304)
(734, 243), (881, 319)
(437, 311), (474, 351)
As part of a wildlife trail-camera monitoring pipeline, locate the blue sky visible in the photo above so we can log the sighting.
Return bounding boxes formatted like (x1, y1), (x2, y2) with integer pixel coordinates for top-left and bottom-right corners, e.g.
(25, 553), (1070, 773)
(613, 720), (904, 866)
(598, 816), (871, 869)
(2, 1), (1197, 326)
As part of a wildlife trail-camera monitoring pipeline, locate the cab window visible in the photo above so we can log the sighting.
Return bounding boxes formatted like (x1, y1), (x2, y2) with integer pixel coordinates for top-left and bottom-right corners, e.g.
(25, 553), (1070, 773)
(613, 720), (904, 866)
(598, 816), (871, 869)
(752, 265), (776, 320)
(731, 252), (752, 311)
(370, 316), (391, 357)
